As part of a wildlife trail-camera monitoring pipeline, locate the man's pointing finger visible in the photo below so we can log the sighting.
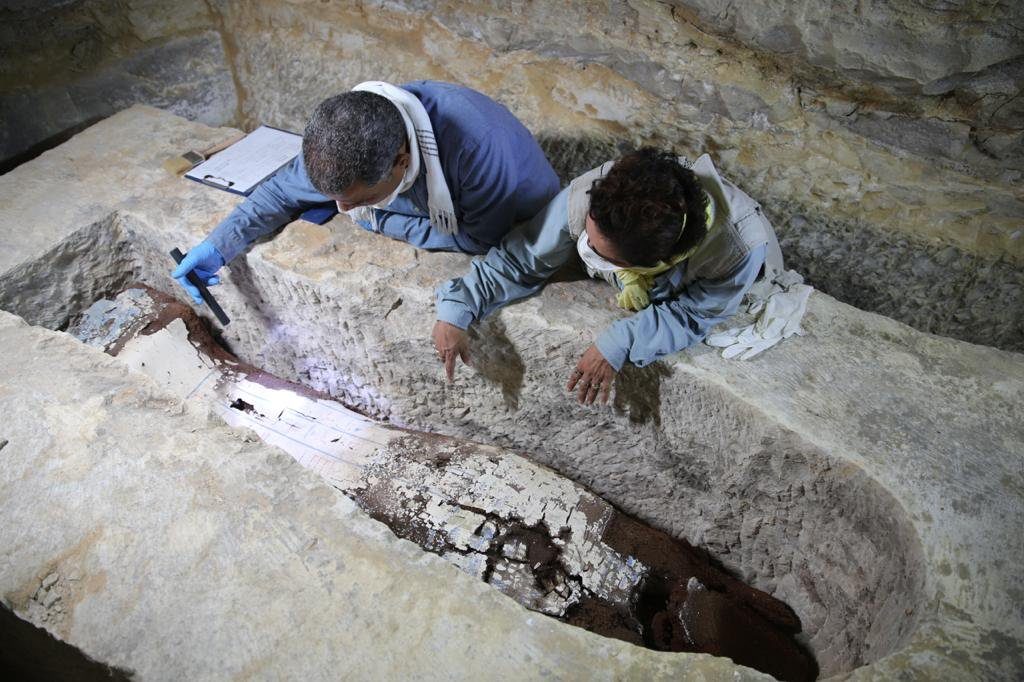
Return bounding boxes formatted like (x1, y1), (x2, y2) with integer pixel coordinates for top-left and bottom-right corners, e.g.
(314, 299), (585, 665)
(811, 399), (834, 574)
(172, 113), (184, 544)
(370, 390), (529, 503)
(444, 351), (457, 382)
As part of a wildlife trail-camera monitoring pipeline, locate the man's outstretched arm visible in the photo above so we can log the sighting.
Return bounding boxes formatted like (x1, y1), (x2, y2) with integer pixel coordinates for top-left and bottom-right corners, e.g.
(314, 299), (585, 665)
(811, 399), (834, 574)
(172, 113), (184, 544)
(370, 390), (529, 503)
(433, 188), (575, 379)
(207, 152), (332, 263)
(435, 187), (573, 329)
(595, 244), (767, 370)
(174, 153), (331, 304)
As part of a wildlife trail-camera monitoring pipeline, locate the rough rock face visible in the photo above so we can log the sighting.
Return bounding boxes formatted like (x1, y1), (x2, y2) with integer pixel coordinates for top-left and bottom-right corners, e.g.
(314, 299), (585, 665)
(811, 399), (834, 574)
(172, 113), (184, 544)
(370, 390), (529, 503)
(212, 0), (1024, 351)
(2, 1), (1021, 349)
(0, 0), (235, 171)
(674, 1), (1021, 85)
(1, 106), (1021, 680)
(669, 0), (1023, 167)
(65, 286), (819, 681)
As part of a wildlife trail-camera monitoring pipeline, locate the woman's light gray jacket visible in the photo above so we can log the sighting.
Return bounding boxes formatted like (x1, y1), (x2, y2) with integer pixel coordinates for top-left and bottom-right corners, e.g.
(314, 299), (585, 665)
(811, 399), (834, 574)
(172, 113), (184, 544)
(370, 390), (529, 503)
(435, 154), (783, 370)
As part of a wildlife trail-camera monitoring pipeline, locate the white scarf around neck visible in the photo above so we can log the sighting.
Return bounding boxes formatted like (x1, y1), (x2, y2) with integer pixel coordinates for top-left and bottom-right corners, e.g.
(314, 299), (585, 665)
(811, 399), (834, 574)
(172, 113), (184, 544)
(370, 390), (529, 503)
(351, 81), (458, 235)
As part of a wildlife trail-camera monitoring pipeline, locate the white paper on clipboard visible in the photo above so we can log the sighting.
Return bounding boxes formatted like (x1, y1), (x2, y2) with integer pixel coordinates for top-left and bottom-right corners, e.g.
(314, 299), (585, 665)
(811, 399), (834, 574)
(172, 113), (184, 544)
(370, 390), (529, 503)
(185, 125), (303, 195)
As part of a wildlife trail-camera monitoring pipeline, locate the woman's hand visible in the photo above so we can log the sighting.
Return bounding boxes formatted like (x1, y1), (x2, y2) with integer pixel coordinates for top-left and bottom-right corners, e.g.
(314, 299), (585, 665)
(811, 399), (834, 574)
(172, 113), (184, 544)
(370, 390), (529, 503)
(432, 320), (471, 381)
(567, 345), (616, 404)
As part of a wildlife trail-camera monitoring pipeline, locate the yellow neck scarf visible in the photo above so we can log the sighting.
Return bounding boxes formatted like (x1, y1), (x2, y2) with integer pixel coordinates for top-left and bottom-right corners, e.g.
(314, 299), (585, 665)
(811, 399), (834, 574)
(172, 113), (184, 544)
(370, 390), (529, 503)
(613, 195), (716, 311)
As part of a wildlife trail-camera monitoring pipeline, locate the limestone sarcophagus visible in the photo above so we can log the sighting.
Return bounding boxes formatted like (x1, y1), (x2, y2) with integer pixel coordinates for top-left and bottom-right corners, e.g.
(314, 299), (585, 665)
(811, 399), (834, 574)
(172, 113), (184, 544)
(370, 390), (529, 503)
(69, 286), (818, 682)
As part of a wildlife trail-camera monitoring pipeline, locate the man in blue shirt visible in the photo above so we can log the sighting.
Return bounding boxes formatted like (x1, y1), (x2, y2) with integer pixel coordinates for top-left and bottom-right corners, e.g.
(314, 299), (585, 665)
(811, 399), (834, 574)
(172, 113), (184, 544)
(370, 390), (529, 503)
(172, 80), (560, 304)
(433, 148), (783, 404)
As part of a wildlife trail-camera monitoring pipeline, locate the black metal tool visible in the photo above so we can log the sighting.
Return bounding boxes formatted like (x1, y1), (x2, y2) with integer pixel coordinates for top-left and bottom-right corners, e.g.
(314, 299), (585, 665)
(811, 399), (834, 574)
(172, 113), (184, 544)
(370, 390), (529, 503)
(170, 247), (231, 326)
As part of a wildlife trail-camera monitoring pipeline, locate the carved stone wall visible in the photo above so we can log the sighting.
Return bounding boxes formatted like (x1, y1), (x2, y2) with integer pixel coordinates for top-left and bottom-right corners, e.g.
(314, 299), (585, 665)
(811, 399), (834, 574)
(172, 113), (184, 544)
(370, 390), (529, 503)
(1, 1), (1021, 348)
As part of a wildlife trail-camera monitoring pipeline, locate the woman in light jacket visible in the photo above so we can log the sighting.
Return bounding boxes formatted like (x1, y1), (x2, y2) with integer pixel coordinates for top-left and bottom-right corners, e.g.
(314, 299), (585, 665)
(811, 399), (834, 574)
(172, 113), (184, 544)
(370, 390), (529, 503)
(432, 147), (783, 404)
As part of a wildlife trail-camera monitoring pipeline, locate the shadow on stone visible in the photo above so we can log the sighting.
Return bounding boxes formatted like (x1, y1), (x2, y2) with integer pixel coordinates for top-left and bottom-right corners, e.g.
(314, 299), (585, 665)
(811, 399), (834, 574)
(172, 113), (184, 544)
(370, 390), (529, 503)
(613, 361), (673, 426)
(773, 205), (1024, 352)
(217, 254), (279, 357)
(0, 116), (106, 175)
(537, 133), (632, 185)
(470, 316), (525, 410)
(548, 256), (592, 284)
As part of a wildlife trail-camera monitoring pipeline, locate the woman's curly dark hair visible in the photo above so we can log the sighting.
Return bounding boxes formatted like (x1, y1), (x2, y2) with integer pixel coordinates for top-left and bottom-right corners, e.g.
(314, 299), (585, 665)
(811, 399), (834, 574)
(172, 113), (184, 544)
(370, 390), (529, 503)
(587, 147), (708, 267)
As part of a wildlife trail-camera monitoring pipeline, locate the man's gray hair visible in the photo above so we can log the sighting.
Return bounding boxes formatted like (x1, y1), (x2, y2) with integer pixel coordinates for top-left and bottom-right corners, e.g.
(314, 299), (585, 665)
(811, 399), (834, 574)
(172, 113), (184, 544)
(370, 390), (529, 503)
(302, 91), (405, 195)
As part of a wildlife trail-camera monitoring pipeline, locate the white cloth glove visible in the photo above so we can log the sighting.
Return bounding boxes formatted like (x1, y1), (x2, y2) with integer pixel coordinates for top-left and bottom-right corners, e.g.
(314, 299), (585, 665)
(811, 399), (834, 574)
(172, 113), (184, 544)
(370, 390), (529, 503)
(706, 280), (813, 360)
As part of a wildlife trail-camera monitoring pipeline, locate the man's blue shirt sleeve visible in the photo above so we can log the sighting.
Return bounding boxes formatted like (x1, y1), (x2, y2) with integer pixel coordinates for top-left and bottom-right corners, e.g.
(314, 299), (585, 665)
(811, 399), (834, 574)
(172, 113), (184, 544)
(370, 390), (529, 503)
(207, 152), (331, 263)
(594, 244), (768, 370)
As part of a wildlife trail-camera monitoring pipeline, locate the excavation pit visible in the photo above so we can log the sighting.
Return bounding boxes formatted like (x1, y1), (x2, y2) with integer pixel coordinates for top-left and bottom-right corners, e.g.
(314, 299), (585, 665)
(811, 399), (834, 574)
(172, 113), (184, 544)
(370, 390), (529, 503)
(0, 108), (1021, 680)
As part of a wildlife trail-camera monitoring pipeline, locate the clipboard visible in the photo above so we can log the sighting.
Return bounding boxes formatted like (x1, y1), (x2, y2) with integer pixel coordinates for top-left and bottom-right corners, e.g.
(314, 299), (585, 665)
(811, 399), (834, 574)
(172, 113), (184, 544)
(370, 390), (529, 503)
(185, 124), (303, 196)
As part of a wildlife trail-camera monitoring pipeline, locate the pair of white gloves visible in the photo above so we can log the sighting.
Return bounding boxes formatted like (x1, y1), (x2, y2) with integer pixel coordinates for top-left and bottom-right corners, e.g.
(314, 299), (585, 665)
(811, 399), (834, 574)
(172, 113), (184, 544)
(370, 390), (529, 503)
(705, 270), (813, 360)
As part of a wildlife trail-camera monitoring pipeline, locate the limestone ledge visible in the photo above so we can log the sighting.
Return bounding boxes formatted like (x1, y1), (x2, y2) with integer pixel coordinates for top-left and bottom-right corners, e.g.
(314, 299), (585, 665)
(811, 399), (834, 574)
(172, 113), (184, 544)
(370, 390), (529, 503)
(0, 105), (1022, 679)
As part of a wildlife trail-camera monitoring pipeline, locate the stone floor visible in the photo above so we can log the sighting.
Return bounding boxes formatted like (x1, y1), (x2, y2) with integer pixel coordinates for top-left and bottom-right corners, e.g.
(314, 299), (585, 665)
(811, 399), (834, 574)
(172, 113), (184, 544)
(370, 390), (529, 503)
(1, 107), (1022, 679)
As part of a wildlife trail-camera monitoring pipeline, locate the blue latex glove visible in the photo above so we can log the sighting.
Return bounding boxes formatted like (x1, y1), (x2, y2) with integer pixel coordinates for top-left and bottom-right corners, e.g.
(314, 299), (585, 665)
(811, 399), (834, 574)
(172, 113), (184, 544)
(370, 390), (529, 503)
(172, 241), (225, 305)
